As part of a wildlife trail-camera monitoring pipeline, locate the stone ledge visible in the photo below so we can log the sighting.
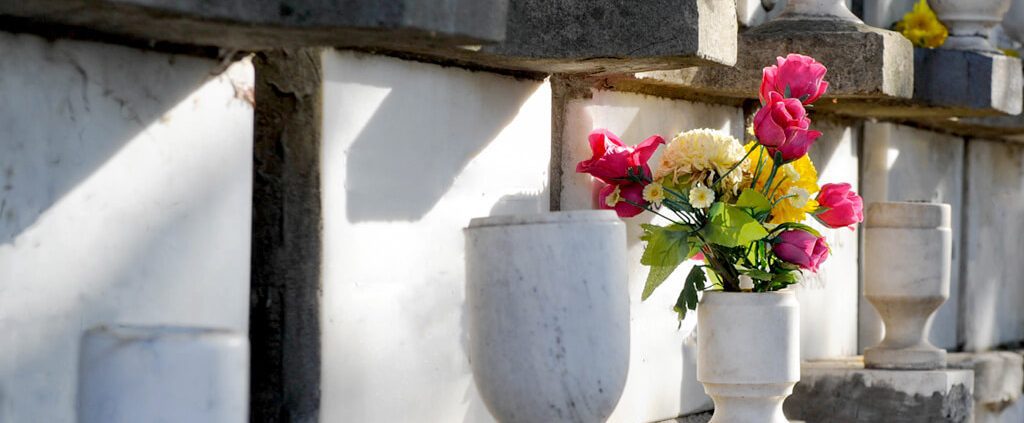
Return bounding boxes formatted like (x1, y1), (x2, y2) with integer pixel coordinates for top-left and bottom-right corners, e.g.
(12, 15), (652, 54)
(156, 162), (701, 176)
(605, 21), (1024, 120)
(784, 357), (974, 423)
(604, 19), (913, 106)
(0, 0), (739, 75)
(948, 351), (1024, 413)
(0, 0), (508, 51)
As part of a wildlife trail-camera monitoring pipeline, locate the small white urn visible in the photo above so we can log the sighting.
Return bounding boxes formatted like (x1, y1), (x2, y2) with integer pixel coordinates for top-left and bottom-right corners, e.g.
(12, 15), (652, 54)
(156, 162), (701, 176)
(78, 325), (249, 423)
(931, 0), (1012, 52)
(465, 211), (630, 423)
(863, 202), (951, 370)
(775, 0), (863, 22)
(698, 291), (800, 423)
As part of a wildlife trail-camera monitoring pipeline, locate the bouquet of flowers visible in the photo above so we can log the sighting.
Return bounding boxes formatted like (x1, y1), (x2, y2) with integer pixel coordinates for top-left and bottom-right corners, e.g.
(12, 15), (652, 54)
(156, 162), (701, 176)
(576, 54), (864, 320)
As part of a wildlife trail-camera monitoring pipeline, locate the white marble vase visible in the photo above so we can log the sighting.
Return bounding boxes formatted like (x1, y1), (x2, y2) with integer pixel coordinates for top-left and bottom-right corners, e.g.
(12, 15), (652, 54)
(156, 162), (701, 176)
(465, 210), (629, 423)
(77, 325), (249, 423)
(698, 291), (800, 423)
(776, 0), (862, 22)
(931, 0), (1012, 52)
(863, 202), (952, 370)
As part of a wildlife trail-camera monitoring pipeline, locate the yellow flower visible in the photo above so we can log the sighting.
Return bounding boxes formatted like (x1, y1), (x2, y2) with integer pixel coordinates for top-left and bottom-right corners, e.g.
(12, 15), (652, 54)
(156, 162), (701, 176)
(656, 129), (748, 195)
(1002, 48), (1021, 58)
(643, 182), (666, 207)
(895, 0), (948, 48)
(744, 142), (820, 224)
(605, 185), (622, 207)
(689, 184), (716, 209)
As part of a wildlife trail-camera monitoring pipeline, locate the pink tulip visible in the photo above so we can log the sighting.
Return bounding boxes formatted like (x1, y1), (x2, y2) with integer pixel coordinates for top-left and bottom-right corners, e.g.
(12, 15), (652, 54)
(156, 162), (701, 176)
(760, 54), (829, 105)
(753, 91), (822, 162)
(773, 230), (829, 272)
(815, 183), (864, 230)
(576, 129), (664, 185)
(598, 183), (647, 218)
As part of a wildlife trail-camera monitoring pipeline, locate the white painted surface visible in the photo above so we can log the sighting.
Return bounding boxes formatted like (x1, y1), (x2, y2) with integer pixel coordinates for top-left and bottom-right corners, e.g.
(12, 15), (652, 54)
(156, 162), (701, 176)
(560, 89), (744, 421)
(962, 139), (1024, 351)
(319, 50), (552, 423)
(860, 122), (964, 350)
(863, 202), (951, 370)
(698, 291), (800, 423)
(466, 211), (629, 423)
(797, 120), (860, 360)
(862, 0), (916, 29)
(0, 33), (253, 422)
(78, 325), (248, 423)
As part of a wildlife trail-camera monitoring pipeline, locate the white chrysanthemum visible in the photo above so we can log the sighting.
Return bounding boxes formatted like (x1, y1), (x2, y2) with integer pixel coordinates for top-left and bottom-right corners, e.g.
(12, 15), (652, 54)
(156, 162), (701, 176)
(782, 163), (800, 183)
(656, 128), (748, 193)
(689, 184), (716, 209)
(643, 182), (665, 207)
(739, 275), (755, 291)
(787, 186), (811, 209)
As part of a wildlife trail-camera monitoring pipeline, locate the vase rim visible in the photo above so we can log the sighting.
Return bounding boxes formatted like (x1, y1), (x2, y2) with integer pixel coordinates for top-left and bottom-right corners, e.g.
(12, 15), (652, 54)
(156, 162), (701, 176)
(700, 289), (798, 306)
(466, 210), (622, 229)
(866, 201), (950, 229)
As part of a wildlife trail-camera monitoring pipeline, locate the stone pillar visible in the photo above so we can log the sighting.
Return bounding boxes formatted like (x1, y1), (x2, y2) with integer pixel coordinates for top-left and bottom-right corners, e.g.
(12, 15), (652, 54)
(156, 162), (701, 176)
(78, 325), (249, 423)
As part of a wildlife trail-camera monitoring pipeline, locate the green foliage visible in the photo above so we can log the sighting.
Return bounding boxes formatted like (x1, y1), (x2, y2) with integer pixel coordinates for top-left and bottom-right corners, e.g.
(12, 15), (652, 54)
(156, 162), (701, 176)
(673, 266), (707, 321)
(734, 189), (773, 219)
(773, 221), (822, 238)
(640, 224), (699, 300)
(699, 202), (769, 248)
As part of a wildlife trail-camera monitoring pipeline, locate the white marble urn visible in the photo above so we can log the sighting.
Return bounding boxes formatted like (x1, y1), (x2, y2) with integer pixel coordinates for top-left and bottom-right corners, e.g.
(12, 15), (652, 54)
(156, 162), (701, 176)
(465, 210), (629, 423)
(78, 325), (249, 423)
(863, 202), (952, 370)
(775, 0), (862, 22)
(697, 290), (800, 423)
(931, 0), (1012, 52)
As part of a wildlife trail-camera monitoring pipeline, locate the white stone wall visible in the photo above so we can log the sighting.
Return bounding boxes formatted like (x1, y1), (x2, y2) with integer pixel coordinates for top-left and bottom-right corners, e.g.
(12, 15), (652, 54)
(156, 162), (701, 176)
(319, 50), (551, 423)
(797, 119), (860, 360)
(0, 33), (253, 422)
(861, 122), (965, 351)
(962, 138), (1024, 351)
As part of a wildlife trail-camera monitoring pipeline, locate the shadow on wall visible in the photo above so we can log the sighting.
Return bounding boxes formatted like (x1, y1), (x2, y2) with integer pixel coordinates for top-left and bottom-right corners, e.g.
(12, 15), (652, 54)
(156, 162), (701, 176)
(332, 55), (540, 223)
(0, 32), (251, 421)
(0, 33), (231, 244)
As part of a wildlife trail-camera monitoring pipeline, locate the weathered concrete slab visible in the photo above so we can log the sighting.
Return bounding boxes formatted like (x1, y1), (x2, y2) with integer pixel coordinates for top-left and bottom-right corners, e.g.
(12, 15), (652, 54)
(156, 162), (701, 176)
(475, 0), (737, 74)
(948, 352), (1023, 413)
(0, 0), (508, 50)
(785, 358), (974, 423)
(1, 0), (738, 75)
(605, 19), (913, 106)
(914, 49), (1023, 116)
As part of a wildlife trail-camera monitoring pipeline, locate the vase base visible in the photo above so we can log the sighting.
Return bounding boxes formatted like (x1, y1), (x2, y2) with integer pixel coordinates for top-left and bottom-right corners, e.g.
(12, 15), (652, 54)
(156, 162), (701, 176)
(864, 346), (947, 370)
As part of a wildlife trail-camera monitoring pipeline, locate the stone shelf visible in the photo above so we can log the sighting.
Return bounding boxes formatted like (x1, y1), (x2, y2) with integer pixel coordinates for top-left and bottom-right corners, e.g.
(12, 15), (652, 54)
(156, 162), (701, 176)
(0, 0), (508, 51)
(784, 357), (975, 423)
(1, 0), (739, 75)
(604, 20), (1023, 119)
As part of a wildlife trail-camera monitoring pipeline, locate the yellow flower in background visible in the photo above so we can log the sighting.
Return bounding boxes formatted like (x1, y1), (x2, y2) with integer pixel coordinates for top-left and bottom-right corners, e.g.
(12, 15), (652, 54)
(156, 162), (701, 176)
(744, 142), (820, 224)
(643, 182), (666, 207)
(1002, 48), (1021, 58)
(895, 0), (948, 48)
(605, 185), (622, 207)
(656, 129), (748, 195)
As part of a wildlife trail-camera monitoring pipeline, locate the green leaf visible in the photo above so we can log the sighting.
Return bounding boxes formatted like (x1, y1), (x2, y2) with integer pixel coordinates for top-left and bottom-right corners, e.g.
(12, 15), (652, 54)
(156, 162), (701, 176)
(673, 266), (707, 321)
(784, 84), (792, 98)
(738, 267), (774, 281)
(774, 222), (822, 238)
(640, 224), (696, 267)
(642, 265), (678, 301)
(640, 224), (699, 300)
(699, 203), (769, 248)
(734, 189), (772, 215)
